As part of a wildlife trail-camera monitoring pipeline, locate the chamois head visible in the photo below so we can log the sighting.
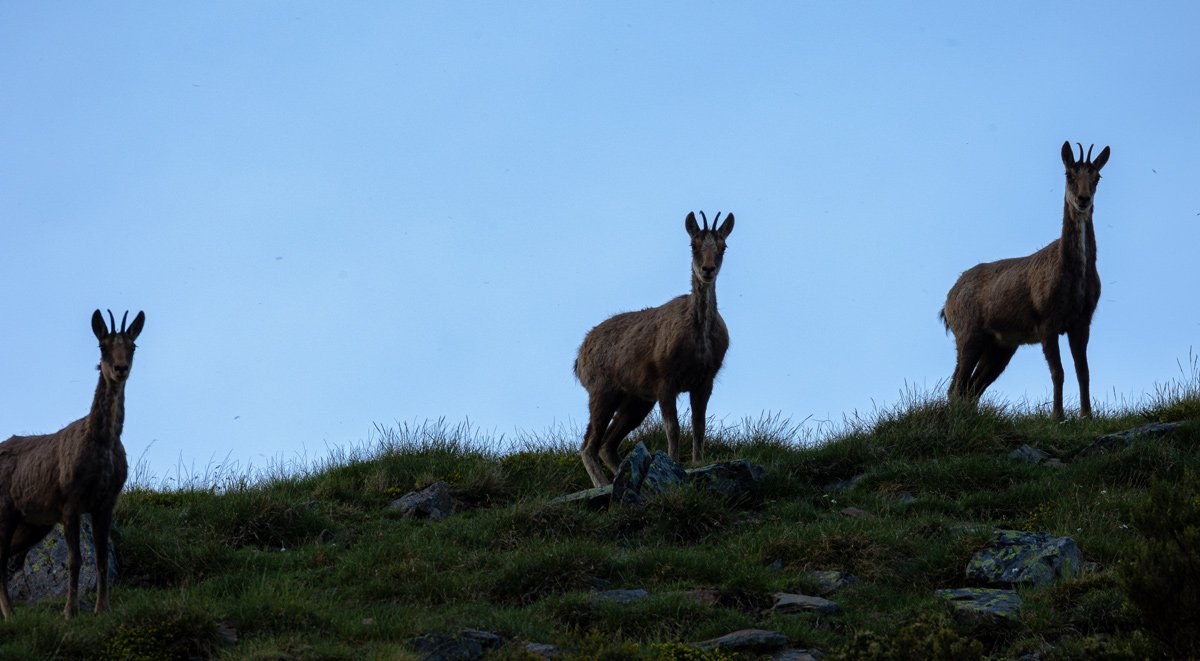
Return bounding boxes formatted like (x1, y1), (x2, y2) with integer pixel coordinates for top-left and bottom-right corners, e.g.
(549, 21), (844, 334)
(1060, 141), (1111, 214)
(685, 211), (735, 284)
(91, 309), (145, 383)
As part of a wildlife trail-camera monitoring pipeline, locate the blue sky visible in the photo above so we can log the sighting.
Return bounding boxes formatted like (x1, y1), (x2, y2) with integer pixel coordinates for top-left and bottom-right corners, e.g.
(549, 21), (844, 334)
(3, 3), (1198, 483)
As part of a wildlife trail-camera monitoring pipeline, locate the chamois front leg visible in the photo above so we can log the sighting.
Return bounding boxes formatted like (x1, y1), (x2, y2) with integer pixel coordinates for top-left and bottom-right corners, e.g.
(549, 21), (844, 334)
(1067, 325), (1093, 418)
(91, 510), (114, 614)
(0, 512), (18, 619)
(689, 383), (713, 466)
(1040, 330), (1066, 420)
(62, 512), (81, 620)
(658, 391), (682, 462)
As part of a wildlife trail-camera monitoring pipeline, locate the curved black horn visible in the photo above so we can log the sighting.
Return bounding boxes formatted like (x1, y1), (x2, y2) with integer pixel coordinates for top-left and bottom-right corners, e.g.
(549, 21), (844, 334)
(698, 210), (709, 231)
(107, 309), (115, 334)
(120, 310), (129, 333)
(712, 212), (722, 226)
(1076, 142), (1084, 163)
(1086, 144), (1094, 163)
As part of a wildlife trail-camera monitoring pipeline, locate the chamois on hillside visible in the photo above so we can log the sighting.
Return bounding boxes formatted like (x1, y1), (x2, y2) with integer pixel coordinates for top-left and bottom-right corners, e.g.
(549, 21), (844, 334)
(575, 211), (734, 487)
(941, 141), (1110, 418)
(0, 309), (144, 619)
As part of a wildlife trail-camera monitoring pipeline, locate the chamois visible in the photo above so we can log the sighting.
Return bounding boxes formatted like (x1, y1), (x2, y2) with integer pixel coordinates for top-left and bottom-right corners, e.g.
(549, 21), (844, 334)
(575, 211), (734, 487)
(941, 141), (1109, 418)
(0, 309), (143, 619)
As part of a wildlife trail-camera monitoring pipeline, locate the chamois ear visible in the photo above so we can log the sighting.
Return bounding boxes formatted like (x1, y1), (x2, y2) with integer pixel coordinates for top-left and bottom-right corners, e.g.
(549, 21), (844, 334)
(91, 309), (108, 341)
(125, 311), (145, 341)
(685, 212), (700, 237)
(1061, 141), (1075, 168)
(716, 213), (734, 239)
(1092, 146), (1110, 171)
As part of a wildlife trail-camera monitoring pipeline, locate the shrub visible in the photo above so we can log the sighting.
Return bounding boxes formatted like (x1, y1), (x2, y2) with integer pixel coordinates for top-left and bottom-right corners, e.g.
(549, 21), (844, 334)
(1117, 468), (1200, 659)
(829, 614), (984, 661)
(92, 616), (213, 661)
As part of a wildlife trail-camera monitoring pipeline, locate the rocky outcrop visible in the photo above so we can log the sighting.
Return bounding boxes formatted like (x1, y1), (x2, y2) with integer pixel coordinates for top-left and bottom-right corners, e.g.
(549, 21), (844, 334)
(693, 629), (790, 653)
(824, 474), (864, 493)
(1008, 445), (1063, 467)
(966, 530), (1080, 586)
(593, 589), (648, 603)
(936, 588), (1022, 623)
(769, 592), (839, 615)
(4, 514), (118, 605)
(552, 442), (767, 507)
(807, 570), (858, 594)
(610, 442), (667, 505)
(389, 482), (465, 522)
(409, 629), (503, 661)
(524, 643), (562, 658)
(1075, 422), (1186, 460)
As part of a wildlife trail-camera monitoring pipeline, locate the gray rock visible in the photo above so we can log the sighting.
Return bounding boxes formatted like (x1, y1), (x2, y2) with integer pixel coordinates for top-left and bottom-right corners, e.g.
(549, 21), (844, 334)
(824, 474), (865, 492)
(893, 491), (915, 504)
(806, 570), (858, 594)
(390, 482), (462, 521)
(769, 649), (826, 661)
(683, 587), (719, 605)
(549, 485), (611, 506)
(317, 529), (336, 544)
(966, 530), (1081, 586)
(611, 442), (655, 505)
(1076, 422), (1186, 460)
(410, 634), (484, 661)
(459, 629), (503, 650)
(594, 588), (648, 603)
(643, 450), (689, 494)
(936, 588), (1022, 623)
(525, 643), (563, 658)
(693, 629), (790, 653)
(555, 448), (766, 507)
(611, 444), (692, 507)
(770, 592), (839, 615)
(217, 621), (238, 644)
(1009, 445), (1054, 465)
(840, 506), (875, 520)
(686, 459), (766, 499)
(4, 514), (118, 605)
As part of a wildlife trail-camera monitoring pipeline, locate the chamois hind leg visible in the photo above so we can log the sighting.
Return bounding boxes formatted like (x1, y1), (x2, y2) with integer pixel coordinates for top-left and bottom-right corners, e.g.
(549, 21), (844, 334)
(598, 396), (656, 472)
(1040, 330), (1066, 419)
(950, 332), (988, 401)
(62, 512), (81, 620)
(582, 389), (622, 487)
(689, 382), (714, 466)
(1067, 325), (1092, 418)
(91, 510), (114, 614)
(967, 343), (1019, 399)
(658, 390), (682, 462)
(6, 522), (54, 575)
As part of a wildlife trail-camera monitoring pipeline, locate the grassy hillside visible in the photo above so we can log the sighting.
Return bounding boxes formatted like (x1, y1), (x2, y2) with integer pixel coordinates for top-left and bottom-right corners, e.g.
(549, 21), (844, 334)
(0, 370), (1197, 660)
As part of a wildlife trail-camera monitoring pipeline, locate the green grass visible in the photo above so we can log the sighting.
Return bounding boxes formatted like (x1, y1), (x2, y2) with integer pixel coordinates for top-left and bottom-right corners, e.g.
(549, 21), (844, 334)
(0, 370), (1198, 660)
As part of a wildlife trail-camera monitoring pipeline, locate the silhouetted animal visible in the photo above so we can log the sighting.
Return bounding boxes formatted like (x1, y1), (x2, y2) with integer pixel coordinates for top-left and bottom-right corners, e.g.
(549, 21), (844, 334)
(941, 142), (1109, 418)
(0, 309), (144, 619)
(575, 212), (734, 486)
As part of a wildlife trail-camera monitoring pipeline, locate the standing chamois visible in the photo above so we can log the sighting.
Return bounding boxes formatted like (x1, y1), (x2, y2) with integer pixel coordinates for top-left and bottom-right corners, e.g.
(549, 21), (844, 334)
(0, 309), (143, 619)
(575, 211), (734, 487)
(941, 141), (1109, 418)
